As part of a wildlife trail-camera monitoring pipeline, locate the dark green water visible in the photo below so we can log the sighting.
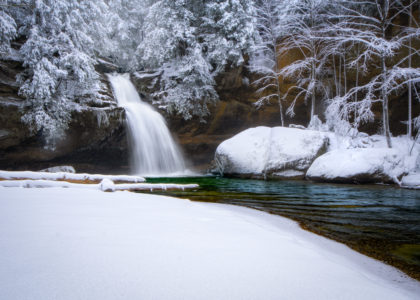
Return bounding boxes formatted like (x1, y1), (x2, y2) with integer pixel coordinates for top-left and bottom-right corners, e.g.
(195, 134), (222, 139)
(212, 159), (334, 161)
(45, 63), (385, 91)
(145, 176), (420, 280)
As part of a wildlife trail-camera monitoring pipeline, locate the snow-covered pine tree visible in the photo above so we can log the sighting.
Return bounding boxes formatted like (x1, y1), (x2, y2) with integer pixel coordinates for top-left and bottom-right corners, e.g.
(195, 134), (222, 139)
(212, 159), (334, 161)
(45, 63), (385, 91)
(9, 0), (110, 147)
(135, 0), (257, 120)
(200, 0), (256, 72)
(106, 0), (148, 70)
(135, 0), (217, 120)
(0, 1), (17, 58)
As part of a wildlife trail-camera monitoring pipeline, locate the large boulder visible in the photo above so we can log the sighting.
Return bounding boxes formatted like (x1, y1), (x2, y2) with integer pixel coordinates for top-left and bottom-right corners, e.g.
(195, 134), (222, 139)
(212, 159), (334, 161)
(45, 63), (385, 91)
(214, 126), (329, 179)
(306, 148), (406, 184)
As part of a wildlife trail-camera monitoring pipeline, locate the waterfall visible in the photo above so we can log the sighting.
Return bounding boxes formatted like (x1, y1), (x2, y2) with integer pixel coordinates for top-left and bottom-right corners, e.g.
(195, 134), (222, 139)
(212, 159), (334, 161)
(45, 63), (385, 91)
(107, 73), (186, 176)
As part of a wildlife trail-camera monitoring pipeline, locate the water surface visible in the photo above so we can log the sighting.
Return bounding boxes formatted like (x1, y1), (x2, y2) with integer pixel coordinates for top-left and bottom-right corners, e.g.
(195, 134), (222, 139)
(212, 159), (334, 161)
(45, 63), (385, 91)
(145, 177), (420, 280)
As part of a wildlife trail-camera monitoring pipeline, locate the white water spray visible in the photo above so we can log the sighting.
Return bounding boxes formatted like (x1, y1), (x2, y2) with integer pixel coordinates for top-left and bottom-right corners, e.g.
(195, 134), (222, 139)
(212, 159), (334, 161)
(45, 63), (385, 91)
(108, 73), (185, 176)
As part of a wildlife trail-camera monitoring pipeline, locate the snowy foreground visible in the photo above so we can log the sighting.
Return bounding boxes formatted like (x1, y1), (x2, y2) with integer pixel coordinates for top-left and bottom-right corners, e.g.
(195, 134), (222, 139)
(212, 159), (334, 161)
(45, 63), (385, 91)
(1, 188), (420, 300)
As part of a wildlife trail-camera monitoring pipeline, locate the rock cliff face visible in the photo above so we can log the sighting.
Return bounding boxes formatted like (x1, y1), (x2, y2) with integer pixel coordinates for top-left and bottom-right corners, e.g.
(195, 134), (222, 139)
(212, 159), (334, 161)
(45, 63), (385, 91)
(0, 59), (129, 173)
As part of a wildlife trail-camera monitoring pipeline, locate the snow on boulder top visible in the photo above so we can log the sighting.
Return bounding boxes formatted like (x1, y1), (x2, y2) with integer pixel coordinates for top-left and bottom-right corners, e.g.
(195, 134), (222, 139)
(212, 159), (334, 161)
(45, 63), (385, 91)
(306, 148), (406, 184)
(214, 126), (329, 179)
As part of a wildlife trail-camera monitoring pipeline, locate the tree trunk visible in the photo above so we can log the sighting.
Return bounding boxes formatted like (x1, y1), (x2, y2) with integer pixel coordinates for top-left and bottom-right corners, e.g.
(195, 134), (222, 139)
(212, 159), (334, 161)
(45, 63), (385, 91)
(354, 45), (360, 127)
(311, 61), (316, 121)
(274, 36), (284, 126)
(333, 56), (339, 97)
(408, 0), (413, 137)
(276, 79), (284, 127)
(380, 4), (392, 148)
(381, 55), (392, 148)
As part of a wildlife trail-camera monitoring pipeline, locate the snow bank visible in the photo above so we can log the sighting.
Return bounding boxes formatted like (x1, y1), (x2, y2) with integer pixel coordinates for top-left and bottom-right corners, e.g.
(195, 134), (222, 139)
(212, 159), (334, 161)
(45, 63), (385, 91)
(214, 126), (328, 179)
(0, 179), (198, 192)
(0, 188), (419, 300)
(0, 170), (145, 183)
(401, 173), (420, 189)
(306, 148), (405, 183)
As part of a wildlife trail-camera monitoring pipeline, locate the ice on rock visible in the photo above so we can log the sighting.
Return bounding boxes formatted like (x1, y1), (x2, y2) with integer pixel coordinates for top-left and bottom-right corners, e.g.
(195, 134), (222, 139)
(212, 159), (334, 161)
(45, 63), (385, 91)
(214, 126), (329, 179)
(306, 148), (406, 184)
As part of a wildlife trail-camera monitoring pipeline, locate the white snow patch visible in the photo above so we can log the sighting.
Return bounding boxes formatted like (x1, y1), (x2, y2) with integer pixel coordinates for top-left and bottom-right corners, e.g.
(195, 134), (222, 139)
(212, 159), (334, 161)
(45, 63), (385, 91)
(0, 188), (419, 299)
(306, 148), (405, 183)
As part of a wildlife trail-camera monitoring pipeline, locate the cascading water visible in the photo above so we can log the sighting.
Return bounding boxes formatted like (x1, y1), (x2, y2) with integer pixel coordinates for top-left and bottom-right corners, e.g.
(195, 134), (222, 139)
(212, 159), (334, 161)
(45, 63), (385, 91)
(107, 73), (185, 176)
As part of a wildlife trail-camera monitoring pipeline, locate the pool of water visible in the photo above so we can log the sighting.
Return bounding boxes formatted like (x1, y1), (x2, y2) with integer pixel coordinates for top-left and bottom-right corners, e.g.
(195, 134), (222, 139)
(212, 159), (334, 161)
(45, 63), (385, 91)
(145, 176), (420, 280)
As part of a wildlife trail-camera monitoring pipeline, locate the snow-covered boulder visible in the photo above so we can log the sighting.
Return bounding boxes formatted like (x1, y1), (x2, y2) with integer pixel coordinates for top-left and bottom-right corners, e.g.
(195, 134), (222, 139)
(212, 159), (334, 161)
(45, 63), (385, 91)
(214, 126), (329, 179)
(401, 173), (420, 189)
(306, 148), (406, 184)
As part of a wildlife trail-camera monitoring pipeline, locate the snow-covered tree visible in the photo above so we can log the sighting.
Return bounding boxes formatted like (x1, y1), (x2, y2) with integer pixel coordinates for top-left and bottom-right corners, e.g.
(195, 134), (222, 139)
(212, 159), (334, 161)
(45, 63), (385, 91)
(0, 3), (16, 58)
(135, 0), (216, 120)
(325, 0), (420, 147)
(277, 0), (333, 123)
(249, 0), (285, 126)
(136, 0), (196, 69)
(157, 46), (218, 120)
(12, 0), (110, 147)
(405, 0), (420, 137)
(106, 0), (148, 70)
(200, 0), (256, 72)
(134, 0), (257, 120)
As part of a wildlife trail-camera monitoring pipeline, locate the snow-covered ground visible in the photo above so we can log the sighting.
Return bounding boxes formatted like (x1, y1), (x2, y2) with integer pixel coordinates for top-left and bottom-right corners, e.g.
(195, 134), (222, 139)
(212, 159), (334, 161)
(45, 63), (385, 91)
(1, 187), (419, 300)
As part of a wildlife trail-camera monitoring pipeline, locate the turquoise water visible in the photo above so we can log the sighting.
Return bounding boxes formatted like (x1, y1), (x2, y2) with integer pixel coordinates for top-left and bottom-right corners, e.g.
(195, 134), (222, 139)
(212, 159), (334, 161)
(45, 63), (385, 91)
(145, 176), (420, 279)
